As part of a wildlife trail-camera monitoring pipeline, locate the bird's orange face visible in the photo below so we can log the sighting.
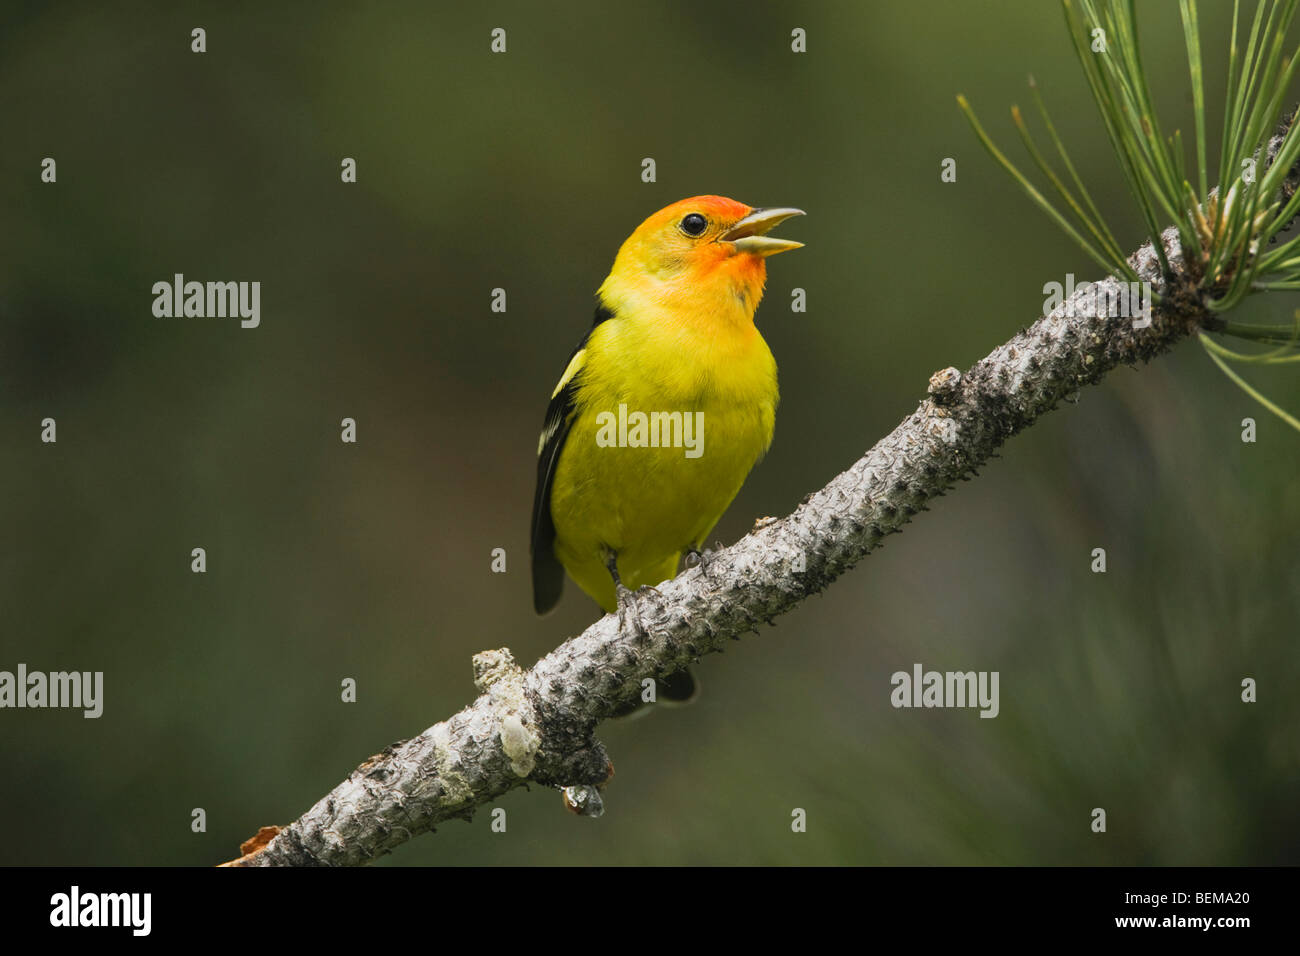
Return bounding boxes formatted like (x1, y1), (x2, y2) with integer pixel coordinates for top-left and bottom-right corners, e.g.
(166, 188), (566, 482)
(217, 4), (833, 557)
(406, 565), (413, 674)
(601, 196), (804, 322)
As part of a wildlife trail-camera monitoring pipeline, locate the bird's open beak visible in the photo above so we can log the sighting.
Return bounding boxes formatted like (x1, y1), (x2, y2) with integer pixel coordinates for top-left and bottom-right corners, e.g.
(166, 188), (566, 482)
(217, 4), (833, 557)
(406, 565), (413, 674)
(723, 207), (805, 256)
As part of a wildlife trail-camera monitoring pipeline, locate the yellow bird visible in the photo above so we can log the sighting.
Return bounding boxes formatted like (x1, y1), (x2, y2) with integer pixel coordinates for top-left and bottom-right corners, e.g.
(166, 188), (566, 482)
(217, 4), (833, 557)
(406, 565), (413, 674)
(530, 196), (804, 699)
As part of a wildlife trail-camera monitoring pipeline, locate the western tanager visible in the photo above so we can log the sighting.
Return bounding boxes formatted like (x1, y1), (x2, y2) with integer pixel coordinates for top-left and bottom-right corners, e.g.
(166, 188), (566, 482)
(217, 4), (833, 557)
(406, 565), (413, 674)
(530, 195), (804, 701)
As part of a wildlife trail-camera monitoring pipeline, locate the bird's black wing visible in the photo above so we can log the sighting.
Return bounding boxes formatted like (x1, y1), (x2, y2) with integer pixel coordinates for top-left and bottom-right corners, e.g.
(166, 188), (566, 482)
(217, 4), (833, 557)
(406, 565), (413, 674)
(530, 303), (613, 614)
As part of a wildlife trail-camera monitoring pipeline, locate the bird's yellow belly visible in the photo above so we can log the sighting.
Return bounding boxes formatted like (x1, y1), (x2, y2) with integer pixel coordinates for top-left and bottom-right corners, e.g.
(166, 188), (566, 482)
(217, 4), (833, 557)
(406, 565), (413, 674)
(550, 380), (775, 613)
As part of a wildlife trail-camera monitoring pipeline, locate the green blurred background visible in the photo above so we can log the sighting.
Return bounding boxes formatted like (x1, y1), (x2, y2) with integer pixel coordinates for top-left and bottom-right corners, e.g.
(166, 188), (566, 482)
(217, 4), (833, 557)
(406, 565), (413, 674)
(2, 0), (1297, 866)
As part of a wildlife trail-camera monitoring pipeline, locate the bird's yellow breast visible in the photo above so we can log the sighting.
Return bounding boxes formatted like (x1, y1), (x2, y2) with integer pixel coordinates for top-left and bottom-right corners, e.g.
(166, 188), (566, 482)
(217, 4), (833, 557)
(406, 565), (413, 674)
(549, 309), (778, 612)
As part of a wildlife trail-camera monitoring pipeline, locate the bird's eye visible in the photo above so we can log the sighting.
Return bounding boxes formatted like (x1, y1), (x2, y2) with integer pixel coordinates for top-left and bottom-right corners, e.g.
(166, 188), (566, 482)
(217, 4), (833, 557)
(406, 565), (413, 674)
(680, 213), (708, 236)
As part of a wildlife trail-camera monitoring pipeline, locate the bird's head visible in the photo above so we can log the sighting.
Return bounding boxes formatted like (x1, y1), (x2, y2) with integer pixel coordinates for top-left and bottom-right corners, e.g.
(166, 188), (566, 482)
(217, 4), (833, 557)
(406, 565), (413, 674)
(598, 196), (804, 325)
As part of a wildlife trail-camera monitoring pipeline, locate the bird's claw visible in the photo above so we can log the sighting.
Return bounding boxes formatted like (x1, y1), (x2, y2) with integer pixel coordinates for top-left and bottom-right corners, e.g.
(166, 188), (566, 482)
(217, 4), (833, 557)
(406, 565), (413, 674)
(685, 543), (723, 579)
(615, 583), (645, 638)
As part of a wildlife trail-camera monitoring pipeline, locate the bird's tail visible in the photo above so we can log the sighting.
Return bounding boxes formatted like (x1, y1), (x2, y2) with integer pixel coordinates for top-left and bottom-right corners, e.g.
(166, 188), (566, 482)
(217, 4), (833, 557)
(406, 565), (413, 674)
(656, 666), (698, 705)
(610, 666), (699, 719)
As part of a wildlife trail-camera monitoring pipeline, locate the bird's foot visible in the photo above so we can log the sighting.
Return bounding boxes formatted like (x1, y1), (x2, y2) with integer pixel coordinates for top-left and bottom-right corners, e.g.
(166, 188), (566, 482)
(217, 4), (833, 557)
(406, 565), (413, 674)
(685, 542), (724, 579)
(636, 582), (665, 606)
(614, 583), (645, 639)
(608, 584), (658, 718)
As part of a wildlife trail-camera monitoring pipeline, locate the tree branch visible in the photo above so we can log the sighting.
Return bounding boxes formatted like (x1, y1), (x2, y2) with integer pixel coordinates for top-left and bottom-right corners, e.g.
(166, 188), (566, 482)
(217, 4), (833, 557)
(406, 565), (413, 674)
(225, 129), (1299, 866)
